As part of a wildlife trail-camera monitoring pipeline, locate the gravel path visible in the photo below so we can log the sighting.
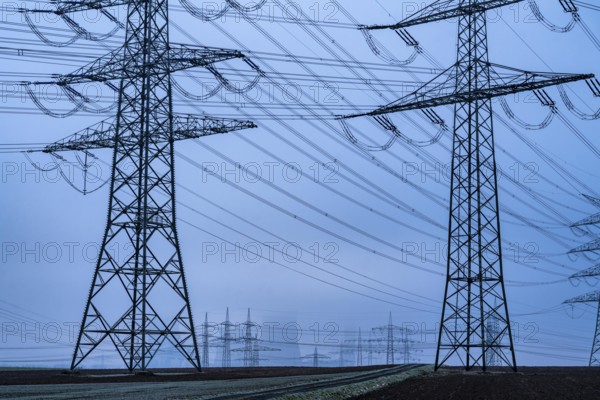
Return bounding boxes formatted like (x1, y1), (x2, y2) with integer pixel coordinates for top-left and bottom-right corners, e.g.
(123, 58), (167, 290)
(0, 366), (422, 400)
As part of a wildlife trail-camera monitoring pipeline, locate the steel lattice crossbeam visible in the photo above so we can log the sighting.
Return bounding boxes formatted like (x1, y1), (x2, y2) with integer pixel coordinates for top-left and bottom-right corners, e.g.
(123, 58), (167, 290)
(41, 115), (256, 153)
(345, 65), (592, 118)
(569, 238), (600, 253)
(49, 45), (243, 84)
(570, 264), (600, 280)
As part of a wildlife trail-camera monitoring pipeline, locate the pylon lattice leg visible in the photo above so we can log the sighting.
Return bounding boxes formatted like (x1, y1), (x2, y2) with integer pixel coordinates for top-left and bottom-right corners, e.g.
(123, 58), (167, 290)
(590, 301), (600, 366)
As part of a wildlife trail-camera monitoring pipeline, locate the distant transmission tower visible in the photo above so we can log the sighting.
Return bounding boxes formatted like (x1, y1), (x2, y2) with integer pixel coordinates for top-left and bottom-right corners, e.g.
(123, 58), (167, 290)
(367, 332), (375, 366)
(342, 0), (593, 371)
(372, 312), (402, 365)
(28, 0), (256, 372)
(202, 313), (213, 368)
(232, 309), (279, 367)
(301, 347), (330, 368)
(485, 315), (500, 367)
(242, 309), (256, 367)
(357, 328), (363, 367)
(221, 308), (235, 368)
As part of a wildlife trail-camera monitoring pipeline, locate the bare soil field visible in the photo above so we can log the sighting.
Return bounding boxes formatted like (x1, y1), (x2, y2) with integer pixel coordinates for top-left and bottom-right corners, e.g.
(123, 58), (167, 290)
(352, 367), (600, 400)
(1, 366), (599, 399)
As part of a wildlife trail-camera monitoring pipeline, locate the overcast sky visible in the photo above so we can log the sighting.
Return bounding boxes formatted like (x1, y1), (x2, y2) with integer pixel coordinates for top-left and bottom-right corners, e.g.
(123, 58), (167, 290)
(1, 0), (600, 368)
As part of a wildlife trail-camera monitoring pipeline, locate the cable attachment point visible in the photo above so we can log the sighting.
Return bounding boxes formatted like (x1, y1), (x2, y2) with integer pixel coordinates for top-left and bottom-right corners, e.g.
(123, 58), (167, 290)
(395, 29), (419, 47)
(421, 109), (445, 127)
(558, 0), (578, 13)
(586, 78), (600, 97)
(533, 89), (556, 109)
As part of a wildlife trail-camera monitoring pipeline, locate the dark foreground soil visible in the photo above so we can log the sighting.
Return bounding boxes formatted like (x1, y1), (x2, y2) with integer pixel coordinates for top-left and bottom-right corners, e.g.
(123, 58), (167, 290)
(0, 365), (387, 386)
(353, 367), (600, 400)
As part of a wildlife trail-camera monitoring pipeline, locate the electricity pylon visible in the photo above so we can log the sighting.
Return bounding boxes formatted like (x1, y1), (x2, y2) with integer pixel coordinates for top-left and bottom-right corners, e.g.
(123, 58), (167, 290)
(232, 309), (279, 367)
(201, 313), (214, 368)
(342, 0), (594, 371)
(242, 309), (256, 367)
(301, 347), (330, 368)
(565, 195), (600, 366)
(564, 290), (600, 366)
(31, 0), (255, 371)
(372, 312), (404, 365)
(221, 308), (235, 368)
(357, 328), (363, 366)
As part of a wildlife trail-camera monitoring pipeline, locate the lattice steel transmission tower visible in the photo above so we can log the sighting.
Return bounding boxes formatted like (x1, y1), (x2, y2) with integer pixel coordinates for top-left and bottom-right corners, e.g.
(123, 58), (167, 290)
(221, 308), (235, 368)
(564, 290), (600, 366)
(301, 347), (330, 368)
(30, 0), (255, 371)
(565, 195), (600, 366)
(232, 309), (279, 367)
(357, 328), (363, 367)
(201, 313), (214, 368)
(342, 0), (594, 371)
(372, 312), (404, 365)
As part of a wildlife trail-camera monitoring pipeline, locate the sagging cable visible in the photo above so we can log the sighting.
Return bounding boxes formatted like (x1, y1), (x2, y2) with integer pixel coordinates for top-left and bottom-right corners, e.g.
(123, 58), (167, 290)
(206, 58), (264, 94)
(24, 83), (84, 118)
(375, 114), (447, 148)
(359, 27), (420, 66)
(499, 97), (555, 130)
(338, 118), (397, 152)
(179, 0), (230, 21)
(225, 0), (268, 13)
(528, 0), (578, 33)
(60, 14), (121, 42)
(558, 85), (600, 120)
(23, 12), (82, 47)
(172, 78), (223, 101)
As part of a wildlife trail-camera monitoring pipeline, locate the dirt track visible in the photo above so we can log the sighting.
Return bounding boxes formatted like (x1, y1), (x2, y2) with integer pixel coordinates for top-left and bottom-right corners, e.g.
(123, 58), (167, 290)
(0, 365), (413, 399)
(351, 367), (600, 400)
(0, 366), (386, 386)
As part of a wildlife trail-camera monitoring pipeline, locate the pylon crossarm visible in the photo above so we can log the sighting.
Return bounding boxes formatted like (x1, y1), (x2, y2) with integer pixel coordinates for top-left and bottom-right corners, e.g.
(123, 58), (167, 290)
(367, 0), (524, 30)
(43, 0), (132, 15)
(172, 115), (257, 139)
(168, 45), (244, 68)
(570, 265), (600, 280)
(40, 119), (116, 153)
(569, 238), (600, 253)
(35, 115), (255, 153)
(583, 194), (600, 208)
(344, 66), (593, 118)
(49, 45), (245, 85)
(564, 290), (600, 304)
(571, 212), (600, 227)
